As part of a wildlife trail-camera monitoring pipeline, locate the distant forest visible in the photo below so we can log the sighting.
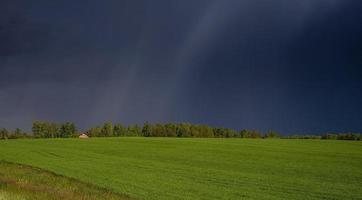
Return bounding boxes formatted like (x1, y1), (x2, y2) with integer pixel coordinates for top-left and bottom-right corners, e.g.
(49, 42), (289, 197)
(0, 121), (361, 141)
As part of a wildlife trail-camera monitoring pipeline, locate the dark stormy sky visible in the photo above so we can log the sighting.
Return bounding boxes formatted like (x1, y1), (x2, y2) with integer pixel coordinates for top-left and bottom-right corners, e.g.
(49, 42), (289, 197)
(1, 0), (362, 134)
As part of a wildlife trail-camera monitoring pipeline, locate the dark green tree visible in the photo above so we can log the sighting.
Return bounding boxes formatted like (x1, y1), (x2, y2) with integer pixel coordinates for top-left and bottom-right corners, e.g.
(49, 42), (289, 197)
(127, 125), (142, 136)
(240, 129), (249, 138)
(265, 130), (280, 138)
(142, 122), (152, 137)
(14, 128), (24, 139)
(165, 123), (177, 137)
(88, 127), (102, 137)
(48, 123), (59, 138)
(190, 125), (201, 137)
(101, 122), (114, 137)
(0, 128), (9, 140)
(59, 122), (77, 138)
(225, 128), (238, 138)
(114, 124), (127, 137)
(198, 125), (214, 137)
(177, 123), (191, 137)
(152, 124), (165, 137)
(32, 121), (47, 138)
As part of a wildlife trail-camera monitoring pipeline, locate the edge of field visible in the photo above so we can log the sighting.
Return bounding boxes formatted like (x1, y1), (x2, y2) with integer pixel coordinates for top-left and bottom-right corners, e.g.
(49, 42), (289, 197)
(0, 160), (133, 200)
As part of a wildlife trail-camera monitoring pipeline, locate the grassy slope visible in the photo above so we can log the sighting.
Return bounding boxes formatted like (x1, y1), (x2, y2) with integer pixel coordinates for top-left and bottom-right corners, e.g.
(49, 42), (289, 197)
(0, 162), (131, 200)
(0, 138), (361, 200)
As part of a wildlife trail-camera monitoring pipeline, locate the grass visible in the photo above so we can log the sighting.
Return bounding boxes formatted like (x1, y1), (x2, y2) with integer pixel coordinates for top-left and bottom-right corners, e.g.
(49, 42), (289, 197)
(0, 137), (361, 200)
(0, 161), (131, 200)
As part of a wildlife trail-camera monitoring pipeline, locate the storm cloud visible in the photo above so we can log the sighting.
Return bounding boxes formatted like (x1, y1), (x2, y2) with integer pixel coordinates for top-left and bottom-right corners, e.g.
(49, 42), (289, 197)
(0, 0), (361, 133)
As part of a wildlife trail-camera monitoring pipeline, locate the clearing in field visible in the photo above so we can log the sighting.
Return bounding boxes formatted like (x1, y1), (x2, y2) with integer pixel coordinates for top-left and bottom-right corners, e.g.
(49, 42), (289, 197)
(0, 138), (361, 200)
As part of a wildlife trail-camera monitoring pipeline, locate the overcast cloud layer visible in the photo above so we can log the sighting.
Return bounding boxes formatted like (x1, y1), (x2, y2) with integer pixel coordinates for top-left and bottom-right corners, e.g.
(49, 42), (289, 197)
(0, 0), (361, 134)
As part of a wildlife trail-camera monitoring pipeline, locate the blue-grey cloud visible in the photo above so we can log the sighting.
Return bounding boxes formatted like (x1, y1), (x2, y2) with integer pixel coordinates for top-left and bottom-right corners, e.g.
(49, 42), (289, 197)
(0, 0), (361, 134)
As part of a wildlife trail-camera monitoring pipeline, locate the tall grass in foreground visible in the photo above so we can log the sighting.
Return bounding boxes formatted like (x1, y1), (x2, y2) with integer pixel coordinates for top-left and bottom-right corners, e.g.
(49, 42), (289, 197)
(0, 162), (131, 200)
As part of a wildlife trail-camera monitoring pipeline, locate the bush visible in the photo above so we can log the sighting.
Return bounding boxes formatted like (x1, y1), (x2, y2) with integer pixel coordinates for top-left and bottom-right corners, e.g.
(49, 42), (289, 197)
(265, 131), (280, 138)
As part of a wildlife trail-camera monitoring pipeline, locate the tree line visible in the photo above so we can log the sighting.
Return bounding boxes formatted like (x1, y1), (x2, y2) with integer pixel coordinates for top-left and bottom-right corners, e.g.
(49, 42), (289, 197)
(0, 121), (77, 139)
(0, 128), (29, 139)
(85, 122), (278, 138)
(0, 121), (361, 141)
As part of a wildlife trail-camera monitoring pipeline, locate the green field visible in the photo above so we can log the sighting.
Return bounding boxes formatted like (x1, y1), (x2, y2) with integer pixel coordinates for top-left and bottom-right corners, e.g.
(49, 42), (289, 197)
(0, 138), (361, 200)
